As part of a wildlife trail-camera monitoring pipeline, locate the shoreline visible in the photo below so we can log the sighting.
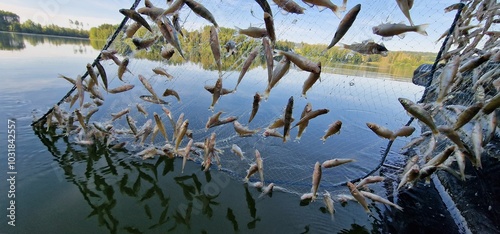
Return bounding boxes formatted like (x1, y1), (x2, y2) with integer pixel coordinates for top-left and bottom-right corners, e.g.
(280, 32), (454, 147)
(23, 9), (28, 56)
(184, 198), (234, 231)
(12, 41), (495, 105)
(0, 31), (89, 40)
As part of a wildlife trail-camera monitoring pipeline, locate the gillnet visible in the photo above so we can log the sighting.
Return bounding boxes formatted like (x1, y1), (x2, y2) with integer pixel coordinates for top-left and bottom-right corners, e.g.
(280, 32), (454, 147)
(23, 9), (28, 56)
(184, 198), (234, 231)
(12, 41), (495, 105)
(31, 0), (499, 229)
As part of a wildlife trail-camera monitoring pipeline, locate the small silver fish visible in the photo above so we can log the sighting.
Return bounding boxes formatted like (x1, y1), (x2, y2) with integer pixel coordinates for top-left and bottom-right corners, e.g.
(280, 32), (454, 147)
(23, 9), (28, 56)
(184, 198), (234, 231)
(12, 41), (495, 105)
(322, 158), (355, 168)
(321, 120), (342, 142)
(311, 162), (322, 202)
(326, 4), (361, 50)
(140, 95), (169, 105)
(108, 84), (134, 94)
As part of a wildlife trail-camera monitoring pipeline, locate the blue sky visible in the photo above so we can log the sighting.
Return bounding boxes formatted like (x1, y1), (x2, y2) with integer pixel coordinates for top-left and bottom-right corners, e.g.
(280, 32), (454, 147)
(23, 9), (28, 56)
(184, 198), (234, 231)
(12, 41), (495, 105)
(0, 0), (484, 52)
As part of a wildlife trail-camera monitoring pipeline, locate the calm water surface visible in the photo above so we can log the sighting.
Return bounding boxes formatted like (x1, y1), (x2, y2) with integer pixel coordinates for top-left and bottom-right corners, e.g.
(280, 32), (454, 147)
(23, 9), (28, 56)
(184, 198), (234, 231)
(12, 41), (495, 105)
(0, 33), (459, 233)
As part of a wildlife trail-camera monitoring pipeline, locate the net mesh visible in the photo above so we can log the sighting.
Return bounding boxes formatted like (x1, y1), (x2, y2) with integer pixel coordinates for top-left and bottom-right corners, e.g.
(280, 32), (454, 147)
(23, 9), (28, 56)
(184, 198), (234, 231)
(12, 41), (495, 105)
(33, 0), (499, 197)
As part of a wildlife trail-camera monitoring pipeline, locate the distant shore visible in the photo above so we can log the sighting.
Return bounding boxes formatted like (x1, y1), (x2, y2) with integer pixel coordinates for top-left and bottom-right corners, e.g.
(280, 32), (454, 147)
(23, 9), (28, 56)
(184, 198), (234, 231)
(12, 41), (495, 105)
(0, 31), (89, 40)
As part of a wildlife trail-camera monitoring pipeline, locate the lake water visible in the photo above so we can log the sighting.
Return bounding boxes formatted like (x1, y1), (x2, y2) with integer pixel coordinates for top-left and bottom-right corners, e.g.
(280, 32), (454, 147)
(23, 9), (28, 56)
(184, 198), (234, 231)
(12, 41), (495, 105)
(0, 32), (460, 233)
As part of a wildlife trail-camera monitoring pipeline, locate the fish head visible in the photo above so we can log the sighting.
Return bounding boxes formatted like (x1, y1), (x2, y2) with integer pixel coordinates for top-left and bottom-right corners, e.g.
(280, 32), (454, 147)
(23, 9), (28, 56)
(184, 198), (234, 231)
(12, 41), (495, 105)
(372, 26), (380, 35)
(346, 181), (356, 192)
(398, 97), (414, 107)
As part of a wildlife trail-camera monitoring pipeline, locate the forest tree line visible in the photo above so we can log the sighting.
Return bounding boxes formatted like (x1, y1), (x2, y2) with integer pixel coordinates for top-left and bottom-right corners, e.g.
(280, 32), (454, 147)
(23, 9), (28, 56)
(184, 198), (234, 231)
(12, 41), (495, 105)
(0, 10), (88, 38)
(89, 23), (436, 73)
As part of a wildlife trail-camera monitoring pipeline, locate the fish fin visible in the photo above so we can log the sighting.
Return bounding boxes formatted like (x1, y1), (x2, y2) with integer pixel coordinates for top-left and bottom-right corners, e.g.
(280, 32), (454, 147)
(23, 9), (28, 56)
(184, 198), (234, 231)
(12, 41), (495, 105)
(382, 36), (393, 41)
(416, 24), (429, 36)
(280, 9), (290, 15)
(303, 2), (314, 7)
(329, 5), (342, 19)
(316, 6), (327, 12)
(397, 33), (406, 39)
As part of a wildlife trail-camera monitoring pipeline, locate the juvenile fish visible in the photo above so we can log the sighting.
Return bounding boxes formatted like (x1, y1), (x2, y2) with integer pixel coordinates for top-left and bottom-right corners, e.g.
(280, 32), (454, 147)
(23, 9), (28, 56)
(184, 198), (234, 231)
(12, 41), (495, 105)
(453, 102), (483, 130)
(293, 108), (329, 128)
(75, 75), (84, 109)
(136, 103), (148, 117)
(140, 95), (169, 105)
(160, 0), (185, 16)
(156, 17), (185, 59)
(392, 126), (415, 140)
(347, 181), (370, 213)
(111, 108), (130, 121)
(259, 183), (274, 198)
(321, 120), (342, 142)
(303, 0), (342, 18)
(209, 26), (222, 74)
(184, 0), (218, 28)
(132, 36), (158, 50)
(235, 46), (259, 90)
(272, 0), (305, 14)
(182, 139), (193, 173)
(264, 12), (276, 44)
(175, 119), (189, 153)
(264, 56), (291, 99)
(323, 191), (335, 220)
(302, 66), (322, 98)
(277, 50), (321, 74)
(138, 74), (160, 99)
(398, 98), (438, 135)
(172, 13), (183, 36)
(206, 111), (223, 129)
(58, 74), (76, 85)
(342, 41), (388, 56)
(356, 176), (385, 188)
(86, 63), (98, 87)
(296, 103), (312, 140)
(283, 96), (294, 142)
(206, 77), (222, 110)
(322, 158), (355, 168)
(233, 121), (259, 137)
(255, 150), (264, 184)
(263, 37), (273, 84)
(366, 122), (394, 140)
(123, 22), (141, 39)
(437, 126), (466, 150)
(397, 164), (419, 190)
(126, 115), (138, 135)
(108, 84), (134, 94)
(231, 144), (244, 160)
(154, 112), (169, 142)
(162, 89), (181, 102)
(326, 4), (361, 50)
(95, 61), (107, 91)
(119, 9), (153, 32)
(153, 67), (174, 79)
(263, 128), (284, 138)
(373, 23), (428, 38)
(436, 56), (460, 106)
(117, 57), (130, 81)
(161, 46), (175, 60)
(311, 162), (322, 201)
(424, 145), (455, 167)
(249, 93), (261, 123)
(237, 26), (268, 38)
(482, 91), (500, 115)
(244, 163), (259, 183)
(471, 120), (483, 169)
(360, 191), (403, 211)
(396, 0), (414, 26)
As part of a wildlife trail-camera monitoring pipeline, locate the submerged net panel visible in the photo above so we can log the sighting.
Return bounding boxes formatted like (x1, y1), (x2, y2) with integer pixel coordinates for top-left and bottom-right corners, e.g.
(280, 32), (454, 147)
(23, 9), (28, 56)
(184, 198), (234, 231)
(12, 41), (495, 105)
(33, 0), (499, 198)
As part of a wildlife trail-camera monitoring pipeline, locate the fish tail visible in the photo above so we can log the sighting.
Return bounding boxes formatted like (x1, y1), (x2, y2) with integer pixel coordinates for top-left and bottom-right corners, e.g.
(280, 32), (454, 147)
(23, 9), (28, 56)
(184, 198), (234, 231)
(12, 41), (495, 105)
(330, 5), (342, 19)
(416, 24), (429, 36)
